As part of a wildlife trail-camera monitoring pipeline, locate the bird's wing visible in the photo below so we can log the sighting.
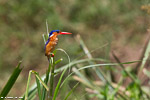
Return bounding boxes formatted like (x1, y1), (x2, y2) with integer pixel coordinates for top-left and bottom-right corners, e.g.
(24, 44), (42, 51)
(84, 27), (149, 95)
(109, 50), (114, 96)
(44, 38), (50, 50)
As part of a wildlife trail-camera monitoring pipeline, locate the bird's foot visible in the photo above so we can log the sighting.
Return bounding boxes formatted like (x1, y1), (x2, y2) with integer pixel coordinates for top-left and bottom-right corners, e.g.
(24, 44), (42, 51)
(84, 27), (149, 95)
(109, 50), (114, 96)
(50, 53), (54, 57)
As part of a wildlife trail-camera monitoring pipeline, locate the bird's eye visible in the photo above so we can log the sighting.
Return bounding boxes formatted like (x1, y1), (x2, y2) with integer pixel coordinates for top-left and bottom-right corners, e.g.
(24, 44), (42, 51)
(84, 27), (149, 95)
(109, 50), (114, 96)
(56, 31), (60, 33)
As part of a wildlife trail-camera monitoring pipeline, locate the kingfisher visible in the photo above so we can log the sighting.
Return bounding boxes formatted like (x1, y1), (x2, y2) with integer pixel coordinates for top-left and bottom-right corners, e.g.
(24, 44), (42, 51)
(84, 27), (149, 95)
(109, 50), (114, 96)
(45, 30), (72, 60)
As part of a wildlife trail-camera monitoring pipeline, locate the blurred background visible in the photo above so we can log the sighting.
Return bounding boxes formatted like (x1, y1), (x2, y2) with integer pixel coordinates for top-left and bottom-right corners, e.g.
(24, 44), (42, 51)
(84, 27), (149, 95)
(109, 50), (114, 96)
(0, 0), (150, 98)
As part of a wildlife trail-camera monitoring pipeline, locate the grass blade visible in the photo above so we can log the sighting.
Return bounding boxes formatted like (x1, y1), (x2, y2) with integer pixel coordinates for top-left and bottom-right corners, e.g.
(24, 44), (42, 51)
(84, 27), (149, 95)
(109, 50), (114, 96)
(54, 58), (63, 65)
(20, 87), (37, 100)
(143, 68), (150, 78)
(112, 51), (150, 99)
(55, 58), (108, 73)
(72, 67), (93, 88)
(53, 68), (67, 100)
(60, 60), (141, 88)
(75, 35), (111, 86)
(42, 58), (51, 100)
(50, 57), (55, 99)
(42, 34), (46, 44)
(46, 19), (49, 35)
(25, 70), (32, 100)
(134, 36), (150, 74)
(0, 61), (22, 100)
(34, 72), (49, 91)
(140, 39), (150, 71)
(25, 70), (49, 100)
(63, 83), (79, 100)
(35, 76), (42, 100)
(112, 51), (136, 82)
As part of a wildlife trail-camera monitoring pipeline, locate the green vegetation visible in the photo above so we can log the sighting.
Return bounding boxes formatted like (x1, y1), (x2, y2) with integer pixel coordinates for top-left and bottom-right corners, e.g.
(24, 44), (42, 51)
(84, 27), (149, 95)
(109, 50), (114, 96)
(0, 61), (22, 100)
(1, 0), (150, 100)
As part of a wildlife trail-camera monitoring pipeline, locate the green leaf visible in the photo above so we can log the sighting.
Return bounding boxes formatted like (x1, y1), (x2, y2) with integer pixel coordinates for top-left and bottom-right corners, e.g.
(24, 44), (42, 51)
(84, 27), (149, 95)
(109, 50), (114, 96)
(42, 66), (51, 100)
(55, 58), (63, 65)
(25, 70), (32, 100)
(35, 75), (42, 100)
(25, 70), (49, 100)
(140, 40), (150, 71)
(63, 83), (79, 100)
(0, 61), (22, 100)
(53, 68), (68, 100)
(33, 71), (49, 91)
(21, 88), (37, 100)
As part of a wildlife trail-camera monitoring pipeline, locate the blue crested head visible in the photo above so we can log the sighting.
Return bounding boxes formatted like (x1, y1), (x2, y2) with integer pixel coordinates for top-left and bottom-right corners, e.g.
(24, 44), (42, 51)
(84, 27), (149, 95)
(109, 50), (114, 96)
(49, 30), (60, 37)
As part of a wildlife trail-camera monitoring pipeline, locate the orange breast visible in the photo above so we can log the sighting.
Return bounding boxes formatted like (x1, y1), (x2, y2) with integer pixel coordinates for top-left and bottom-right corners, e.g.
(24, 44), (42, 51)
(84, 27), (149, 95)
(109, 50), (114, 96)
(45, 33), (58, 56)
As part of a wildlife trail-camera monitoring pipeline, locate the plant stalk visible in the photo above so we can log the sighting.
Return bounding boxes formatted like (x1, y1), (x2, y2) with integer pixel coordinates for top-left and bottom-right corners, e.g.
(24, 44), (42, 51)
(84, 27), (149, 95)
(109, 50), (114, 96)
(49, 57), (55, 100)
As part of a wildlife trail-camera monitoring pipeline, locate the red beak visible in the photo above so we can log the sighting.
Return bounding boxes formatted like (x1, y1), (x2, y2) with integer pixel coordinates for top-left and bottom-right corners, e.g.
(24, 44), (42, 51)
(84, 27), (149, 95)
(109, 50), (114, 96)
(59, 32), (72, 35)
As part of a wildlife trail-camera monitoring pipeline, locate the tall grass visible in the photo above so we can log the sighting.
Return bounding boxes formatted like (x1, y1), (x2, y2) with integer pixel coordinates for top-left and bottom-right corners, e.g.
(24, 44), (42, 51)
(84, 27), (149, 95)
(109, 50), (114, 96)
(0, 61), (22, 100)
(1, 2), (150, 98)
(19, 32), (150, 100)
(0, 34), (150, 100)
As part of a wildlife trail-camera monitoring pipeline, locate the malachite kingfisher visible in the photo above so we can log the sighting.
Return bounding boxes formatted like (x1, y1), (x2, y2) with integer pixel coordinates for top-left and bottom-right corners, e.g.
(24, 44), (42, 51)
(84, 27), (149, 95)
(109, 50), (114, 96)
(45, 30), (72, 59)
